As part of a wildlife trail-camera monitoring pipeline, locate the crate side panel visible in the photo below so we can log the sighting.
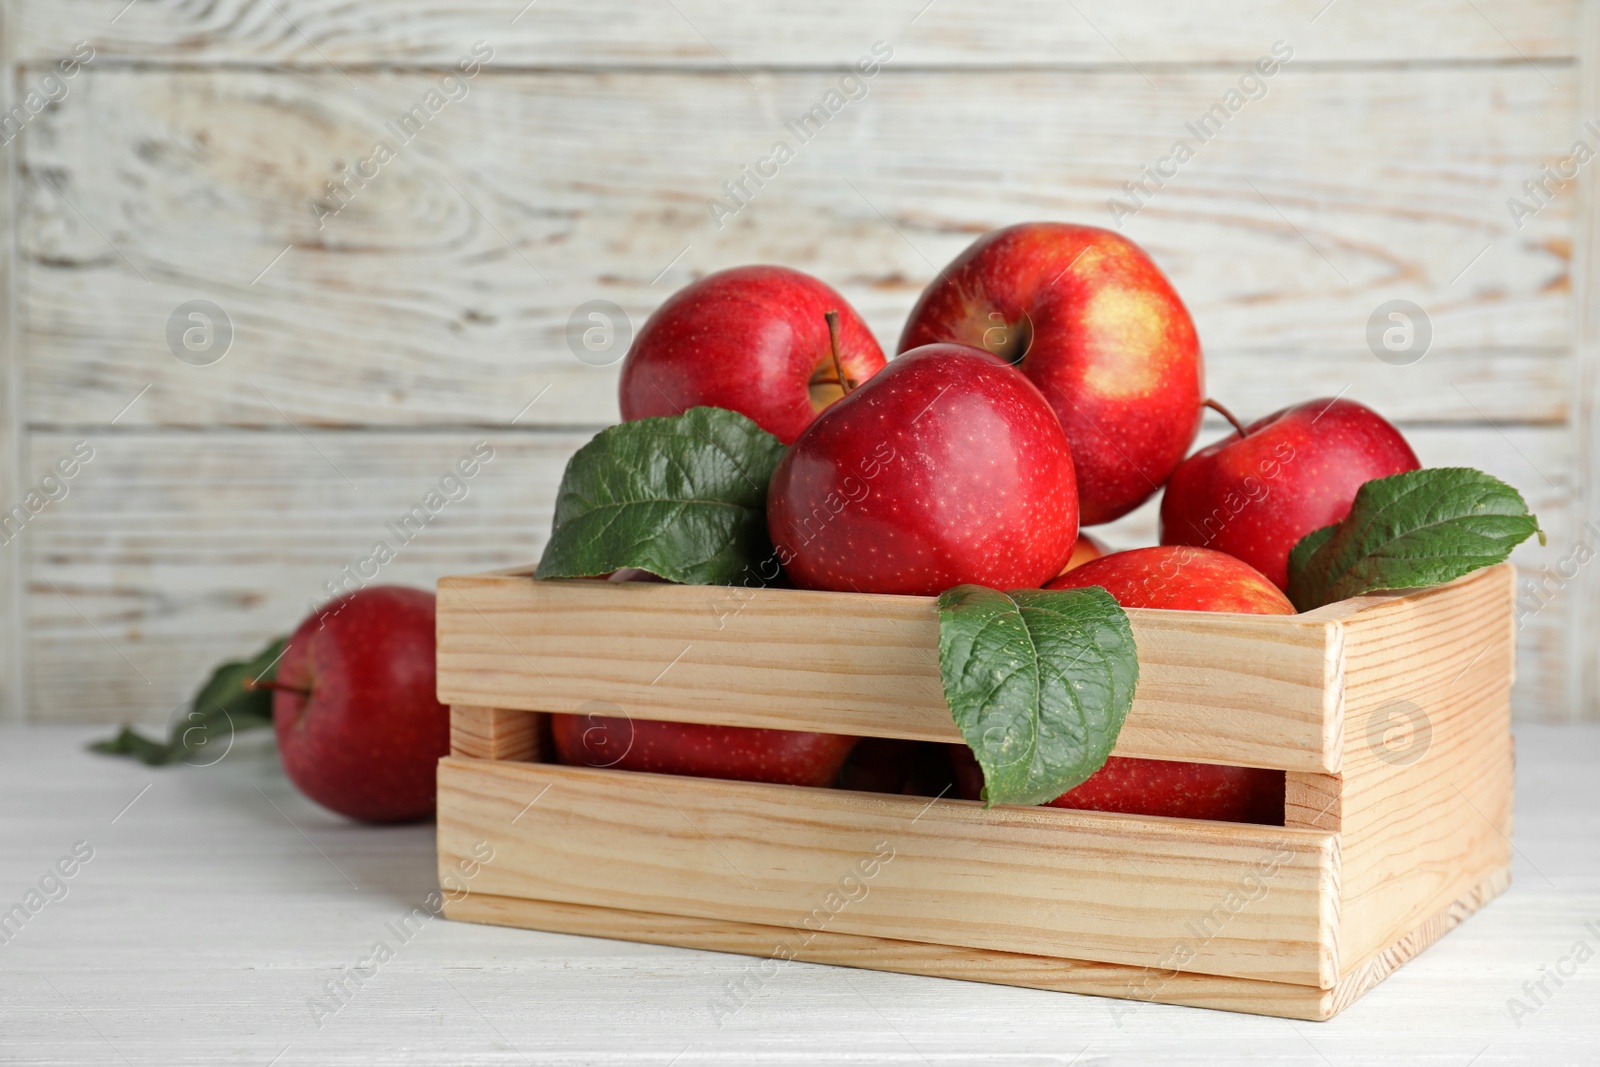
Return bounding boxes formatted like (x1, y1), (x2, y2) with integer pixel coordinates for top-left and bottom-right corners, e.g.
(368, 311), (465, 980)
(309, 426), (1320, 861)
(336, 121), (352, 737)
(445, 892), (1340, 1022)
(1333, 564), (1516, 975)
(436, 574), (1337, 771)
(1326, 866), (1512, 1017)
(437, 758), (1338, 986)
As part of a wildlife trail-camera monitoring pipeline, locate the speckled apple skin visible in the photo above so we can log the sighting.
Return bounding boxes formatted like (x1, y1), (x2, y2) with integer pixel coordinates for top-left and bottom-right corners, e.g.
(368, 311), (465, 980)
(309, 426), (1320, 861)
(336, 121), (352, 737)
(951, 746), (1283, 824)
(619, 265), (886, 445)
(898, 223), (1203, 525)
(1046, 545), (1295, 615)
(1043, 756), (1283, 823)
(272, 586), (448, 823)
(550, 714), (858, 788)
(1159, 397), (1421, 590)
(767, 343), (1079, 597)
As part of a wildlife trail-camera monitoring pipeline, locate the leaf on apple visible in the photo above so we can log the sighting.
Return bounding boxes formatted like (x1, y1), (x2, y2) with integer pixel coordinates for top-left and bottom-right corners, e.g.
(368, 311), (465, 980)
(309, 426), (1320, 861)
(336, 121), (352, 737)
(537, 406), (787, 586)
(937, 585), (1139, 808)
(1285, 467), (1544, 612)
(88, 635), (289, 765)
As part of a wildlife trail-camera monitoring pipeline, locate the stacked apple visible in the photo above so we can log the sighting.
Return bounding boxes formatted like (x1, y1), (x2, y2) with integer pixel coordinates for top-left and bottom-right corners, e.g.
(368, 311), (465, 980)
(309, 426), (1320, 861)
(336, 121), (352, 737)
(545, 222), (1533, 824)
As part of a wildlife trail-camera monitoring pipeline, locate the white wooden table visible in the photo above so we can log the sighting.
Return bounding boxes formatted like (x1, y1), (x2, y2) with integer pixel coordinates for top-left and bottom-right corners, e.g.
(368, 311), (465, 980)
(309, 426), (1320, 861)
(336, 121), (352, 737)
(2, 723), (1596, 1066)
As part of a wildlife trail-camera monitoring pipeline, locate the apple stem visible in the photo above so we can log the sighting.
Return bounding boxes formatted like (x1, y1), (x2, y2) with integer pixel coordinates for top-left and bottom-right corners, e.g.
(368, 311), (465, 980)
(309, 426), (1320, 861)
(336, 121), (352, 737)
(825, 310), (855, 396)
(1204, 398), (1249, 438)
(245, 678), (311, 697)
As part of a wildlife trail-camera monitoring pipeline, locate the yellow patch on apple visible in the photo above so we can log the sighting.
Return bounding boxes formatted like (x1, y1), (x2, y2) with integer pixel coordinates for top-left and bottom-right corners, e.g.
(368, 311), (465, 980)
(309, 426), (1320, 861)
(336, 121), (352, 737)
(1077, 286), (1171, 398)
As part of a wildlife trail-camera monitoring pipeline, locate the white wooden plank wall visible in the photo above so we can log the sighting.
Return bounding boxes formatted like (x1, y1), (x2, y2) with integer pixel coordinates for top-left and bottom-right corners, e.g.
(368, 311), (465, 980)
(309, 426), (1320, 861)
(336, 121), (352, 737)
(0, 0), (1591, 723)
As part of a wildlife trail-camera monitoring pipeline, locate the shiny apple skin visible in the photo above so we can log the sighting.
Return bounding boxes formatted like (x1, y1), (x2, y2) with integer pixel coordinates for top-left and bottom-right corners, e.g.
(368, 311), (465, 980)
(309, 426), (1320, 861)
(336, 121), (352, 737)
(898, 223), (1203, 525)
(1045, 545), (1295, 615)
(1045, 756), (1283, 823)
(767, 343), (1079, 596)
(550, 713), (858, 788)
(272, 586), (449, 823)
(1159, 397), (1421, 590)
(951, 746), (1283, 824)
(618, 265), (886, 444)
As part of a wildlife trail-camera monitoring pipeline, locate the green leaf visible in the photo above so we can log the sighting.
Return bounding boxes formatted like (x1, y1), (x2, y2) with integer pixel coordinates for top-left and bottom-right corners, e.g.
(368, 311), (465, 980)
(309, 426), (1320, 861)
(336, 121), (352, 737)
(537, 406), (787, 585)
(937, 585), (1139, 807)
(1286, 467), (1543, 612)
(88, 636), (288, 766)
(1285, 522), (1337, 595)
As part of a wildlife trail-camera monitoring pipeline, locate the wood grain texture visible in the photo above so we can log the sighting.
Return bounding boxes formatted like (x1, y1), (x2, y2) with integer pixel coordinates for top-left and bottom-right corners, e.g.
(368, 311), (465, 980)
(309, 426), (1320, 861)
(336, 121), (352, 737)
(1284, 771), (1342, 832)
(10, 1), (1578, 67)
(437, 757), (1341, 986)
(447, 893), (1343, 1021)
(17, 66), (1573, 430)
(21, 428), (575, 724)
(432, 566), (1530, 775)
(1570, 0), (1600, 724)
(449, 705), (542, 761)
(1324, 865), (1514, 1020)
(447, 865), (1513, 1023)
(0, 1), (21, 722)
(21, 424), (1568, 725)
(7, 3), (1588, 723)
(432, 562), (1516, 1017)
(436, 570), (1342, 772)
(1331, 563), (1517, 975)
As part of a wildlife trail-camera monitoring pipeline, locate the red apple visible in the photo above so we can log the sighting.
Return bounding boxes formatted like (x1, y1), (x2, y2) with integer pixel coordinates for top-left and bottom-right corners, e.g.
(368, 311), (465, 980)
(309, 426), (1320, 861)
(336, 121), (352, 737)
(551, 712), (857, 788)
(899, 223), (1203, 525)
(618, 265), (886, 444)
(1159, 398), (1421, 590)
(951, 747), (1281, 824)
(1046, 545), (1294, 615)
(955, 545), (1290, 822)
(269, 586), (448, 823)
(1059, 532), (1110, 575)
(767, 343), (1078, 596)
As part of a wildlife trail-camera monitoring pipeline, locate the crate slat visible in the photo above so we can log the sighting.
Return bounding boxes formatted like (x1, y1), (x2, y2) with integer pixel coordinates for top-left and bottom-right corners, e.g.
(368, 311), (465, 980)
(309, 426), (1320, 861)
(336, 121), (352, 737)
(445, 864), (1510, 1023)
(437, 573), (1340, 772)
(438, 758), (1340, 987)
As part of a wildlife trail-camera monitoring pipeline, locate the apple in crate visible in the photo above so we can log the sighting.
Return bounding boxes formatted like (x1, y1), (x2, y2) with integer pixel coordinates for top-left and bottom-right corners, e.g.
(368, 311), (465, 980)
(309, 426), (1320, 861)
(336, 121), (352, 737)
(898, 223), (1203, 525)
(954, 547), (1289, 823)
(1160, 398), (1420, 590)
(618, 265), (886, 444)
(768, 343), (1079, 596)
(269, 586), (449, 823)
(1060, 532), (1110, 574)
(1048, 544), (1295, 615)
(551, 714), (857, 788)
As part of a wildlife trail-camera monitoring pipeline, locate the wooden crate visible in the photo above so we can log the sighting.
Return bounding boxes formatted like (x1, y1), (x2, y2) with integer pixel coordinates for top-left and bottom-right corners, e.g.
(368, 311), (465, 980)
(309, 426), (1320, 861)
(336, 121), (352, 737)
(434, 562), (1516, 1021)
